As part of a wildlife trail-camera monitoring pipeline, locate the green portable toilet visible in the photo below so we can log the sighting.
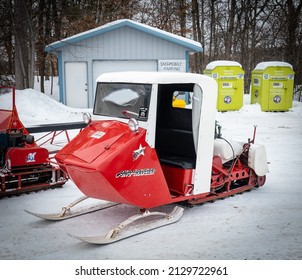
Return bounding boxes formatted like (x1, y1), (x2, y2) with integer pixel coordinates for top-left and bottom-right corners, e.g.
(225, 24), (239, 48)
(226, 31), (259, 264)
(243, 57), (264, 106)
(250, 61), (295, 111)
(203, 60), (244, 111)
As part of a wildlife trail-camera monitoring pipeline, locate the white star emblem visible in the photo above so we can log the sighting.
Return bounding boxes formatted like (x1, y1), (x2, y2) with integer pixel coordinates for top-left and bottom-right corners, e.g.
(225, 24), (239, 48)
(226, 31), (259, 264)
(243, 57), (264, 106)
(133, 144), (146, 161)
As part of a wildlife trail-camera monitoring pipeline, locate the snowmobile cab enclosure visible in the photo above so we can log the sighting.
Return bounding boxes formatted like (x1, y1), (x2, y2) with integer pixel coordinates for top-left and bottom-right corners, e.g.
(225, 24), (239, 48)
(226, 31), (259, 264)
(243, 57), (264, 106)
(55, 72), (268, 210)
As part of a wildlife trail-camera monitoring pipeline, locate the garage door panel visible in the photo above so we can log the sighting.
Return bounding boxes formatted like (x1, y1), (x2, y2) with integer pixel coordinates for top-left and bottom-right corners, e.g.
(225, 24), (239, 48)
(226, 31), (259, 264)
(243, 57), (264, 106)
(65, 62), (88, 108)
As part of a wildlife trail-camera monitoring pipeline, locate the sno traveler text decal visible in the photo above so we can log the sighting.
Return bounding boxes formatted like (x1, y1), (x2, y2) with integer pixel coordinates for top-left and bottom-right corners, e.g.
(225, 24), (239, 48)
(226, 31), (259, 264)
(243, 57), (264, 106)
(116, 168), (156, 178)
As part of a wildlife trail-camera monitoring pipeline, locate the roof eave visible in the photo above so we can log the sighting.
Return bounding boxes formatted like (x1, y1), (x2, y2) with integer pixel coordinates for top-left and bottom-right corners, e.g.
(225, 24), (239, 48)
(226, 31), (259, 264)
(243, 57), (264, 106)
(45, 19), (202, 53)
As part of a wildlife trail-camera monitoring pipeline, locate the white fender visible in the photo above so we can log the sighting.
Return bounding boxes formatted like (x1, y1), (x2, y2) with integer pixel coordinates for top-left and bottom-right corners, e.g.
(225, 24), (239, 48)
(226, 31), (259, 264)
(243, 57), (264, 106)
(248, 144), (268, 176)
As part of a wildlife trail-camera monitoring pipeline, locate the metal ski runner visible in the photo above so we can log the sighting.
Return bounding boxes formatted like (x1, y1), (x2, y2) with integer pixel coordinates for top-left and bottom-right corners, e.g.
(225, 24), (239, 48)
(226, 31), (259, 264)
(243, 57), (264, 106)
(69, 206), (184, 244)
(25, 195), (118, 221)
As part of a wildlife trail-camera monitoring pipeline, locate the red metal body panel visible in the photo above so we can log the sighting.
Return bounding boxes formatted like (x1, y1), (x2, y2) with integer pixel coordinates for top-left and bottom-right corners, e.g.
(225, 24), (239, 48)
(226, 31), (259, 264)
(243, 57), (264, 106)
(0, 88), (32, 139)
(56, 120), (172, 209)
(161, 165), (194, 196)
(6, 146), (49, 167)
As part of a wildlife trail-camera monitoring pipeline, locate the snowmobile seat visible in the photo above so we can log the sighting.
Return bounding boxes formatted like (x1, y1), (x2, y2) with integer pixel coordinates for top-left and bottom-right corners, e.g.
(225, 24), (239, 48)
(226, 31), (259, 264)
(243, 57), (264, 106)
(155, 83), (196, 169)
(155, 127), (196, 169)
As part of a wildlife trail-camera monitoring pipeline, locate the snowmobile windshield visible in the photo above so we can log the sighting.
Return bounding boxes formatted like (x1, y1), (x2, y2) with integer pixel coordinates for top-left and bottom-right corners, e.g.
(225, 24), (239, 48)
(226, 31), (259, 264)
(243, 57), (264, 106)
(93, 83), (152, 121)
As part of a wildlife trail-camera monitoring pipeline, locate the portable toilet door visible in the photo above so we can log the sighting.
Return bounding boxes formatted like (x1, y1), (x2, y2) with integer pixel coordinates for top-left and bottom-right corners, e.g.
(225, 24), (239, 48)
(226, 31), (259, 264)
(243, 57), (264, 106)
(250, 61), (295, 111)
(203, 60), (244, 111)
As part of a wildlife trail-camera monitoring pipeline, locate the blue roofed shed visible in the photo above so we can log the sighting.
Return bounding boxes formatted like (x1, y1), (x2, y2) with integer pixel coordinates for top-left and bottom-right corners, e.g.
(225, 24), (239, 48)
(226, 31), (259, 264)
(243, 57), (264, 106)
(45, 19), (202, 108)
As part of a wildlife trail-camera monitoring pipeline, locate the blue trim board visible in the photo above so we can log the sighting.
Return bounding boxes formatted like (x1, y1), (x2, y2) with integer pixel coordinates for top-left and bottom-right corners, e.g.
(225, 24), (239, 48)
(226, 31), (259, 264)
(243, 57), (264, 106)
(185, 51), (190, 72)
(57, 52), (65, 104)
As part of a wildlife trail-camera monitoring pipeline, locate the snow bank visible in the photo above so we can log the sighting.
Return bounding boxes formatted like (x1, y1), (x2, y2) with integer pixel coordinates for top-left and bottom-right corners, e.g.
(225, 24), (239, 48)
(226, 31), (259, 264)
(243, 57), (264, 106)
(0, 88), (90, 125)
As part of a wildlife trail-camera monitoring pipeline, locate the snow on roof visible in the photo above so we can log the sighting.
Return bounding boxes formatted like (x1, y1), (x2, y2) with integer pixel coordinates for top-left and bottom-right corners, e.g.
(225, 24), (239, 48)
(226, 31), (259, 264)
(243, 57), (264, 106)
(205, 60), (242, 70)
(45, 19), (202, 52)
(254, 61), (293, 70)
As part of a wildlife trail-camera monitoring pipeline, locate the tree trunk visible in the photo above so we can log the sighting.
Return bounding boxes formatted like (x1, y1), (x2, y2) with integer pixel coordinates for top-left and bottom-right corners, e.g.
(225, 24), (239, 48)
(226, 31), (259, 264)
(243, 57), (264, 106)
(37, 0), (46, 93)
(284, 0), (302, 85)
(12, 0), (35, 89)
(178, 0), (186, 36)
(225, 0), (236, 59)
(209, 0), (216, 61)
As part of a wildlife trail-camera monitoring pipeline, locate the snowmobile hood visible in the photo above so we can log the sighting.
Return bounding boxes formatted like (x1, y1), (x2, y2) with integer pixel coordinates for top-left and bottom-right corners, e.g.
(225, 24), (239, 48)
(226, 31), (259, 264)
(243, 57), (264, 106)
(55, 120), (128, 164)
(55, 119), (172, 208)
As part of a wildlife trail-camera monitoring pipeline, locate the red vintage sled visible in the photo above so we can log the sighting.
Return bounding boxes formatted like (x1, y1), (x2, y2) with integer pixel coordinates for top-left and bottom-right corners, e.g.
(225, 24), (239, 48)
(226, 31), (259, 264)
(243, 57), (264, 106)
(26, 72), (268, 244)
(0, 87), (66, 197)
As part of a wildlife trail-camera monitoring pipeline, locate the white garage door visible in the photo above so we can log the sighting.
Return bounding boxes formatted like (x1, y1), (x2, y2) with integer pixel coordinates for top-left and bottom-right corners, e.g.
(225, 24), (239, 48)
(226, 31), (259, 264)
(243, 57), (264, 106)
(92, 60), (157, 96)
(65, 62), (88, 108)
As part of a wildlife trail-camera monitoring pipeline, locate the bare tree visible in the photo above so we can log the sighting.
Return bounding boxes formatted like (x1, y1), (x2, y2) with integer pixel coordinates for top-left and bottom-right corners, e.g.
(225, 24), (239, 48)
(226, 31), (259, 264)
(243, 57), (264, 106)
(191, 0), (204, 72)
(225, 0), (236, 59)
(278, 0), (302, 85)
(178, 0), (187, 36)
(0, 0), (14, 82)
(11, 0), (35, 89)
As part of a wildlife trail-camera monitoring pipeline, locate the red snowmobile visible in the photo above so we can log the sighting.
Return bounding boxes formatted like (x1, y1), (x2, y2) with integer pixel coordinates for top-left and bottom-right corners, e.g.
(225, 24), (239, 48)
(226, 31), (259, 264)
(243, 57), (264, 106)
(26, 72), (268, 244)
(0, 87), (66, 197)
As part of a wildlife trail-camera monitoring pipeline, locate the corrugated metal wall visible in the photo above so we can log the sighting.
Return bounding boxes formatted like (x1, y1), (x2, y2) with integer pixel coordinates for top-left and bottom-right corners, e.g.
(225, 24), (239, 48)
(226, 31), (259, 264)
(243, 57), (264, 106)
(62, 27), (186, 61)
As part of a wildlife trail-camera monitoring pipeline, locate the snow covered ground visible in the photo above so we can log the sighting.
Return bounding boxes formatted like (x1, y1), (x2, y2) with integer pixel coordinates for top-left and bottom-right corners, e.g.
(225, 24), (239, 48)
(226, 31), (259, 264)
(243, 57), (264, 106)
(0, 79), (302, 267)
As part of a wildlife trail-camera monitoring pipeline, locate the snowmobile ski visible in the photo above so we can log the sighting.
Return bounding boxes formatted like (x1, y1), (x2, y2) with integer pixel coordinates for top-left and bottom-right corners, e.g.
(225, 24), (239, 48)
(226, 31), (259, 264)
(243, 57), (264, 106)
(69, 205), (184, 244)
(25, 195), (119, 221)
